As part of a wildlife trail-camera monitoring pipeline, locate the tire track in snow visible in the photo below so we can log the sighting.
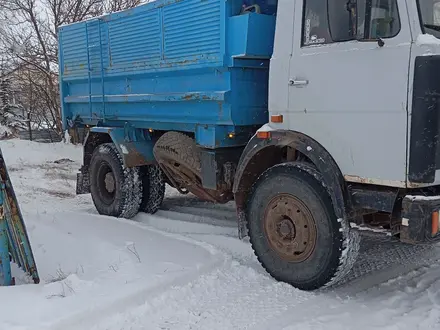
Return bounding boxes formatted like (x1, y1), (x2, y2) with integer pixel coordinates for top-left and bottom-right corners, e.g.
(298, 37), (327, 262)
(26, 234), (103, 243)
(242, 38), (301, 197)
(83, 224), (440, 330)
(88, 258), (316, 330)
(55, 208), (320, 330)
(48, 256), (226, 330)
(46, 213), (229, 330)
(139, 201), (440, 330)
(60, 197), (440, 330)
(275, 263), (440, 330)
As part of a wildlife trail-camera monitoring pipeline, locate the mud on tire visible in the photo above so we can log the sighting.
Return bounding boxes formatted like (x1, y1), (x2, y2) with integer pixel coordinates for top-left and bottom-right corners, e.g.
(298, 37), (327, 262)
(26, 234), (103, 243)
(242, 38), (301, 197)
(247, 162), (360, 291)
(139, 165), (165, 214)
(89, 143), (142, 219)
(153, 131), (229, 203)
(153, 131), (202, 176)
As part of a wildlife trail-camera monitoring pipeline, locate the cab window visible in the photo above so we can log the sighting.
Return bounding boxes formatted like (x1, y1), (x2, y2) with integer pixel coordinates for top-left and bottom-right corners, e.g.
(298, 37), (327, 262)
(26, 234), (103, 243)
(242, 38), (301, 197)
(358, 0), (401, 39)
(302, 0), (331, 46)
(418, 0), (440, 39)
(302, 0), (401, 47)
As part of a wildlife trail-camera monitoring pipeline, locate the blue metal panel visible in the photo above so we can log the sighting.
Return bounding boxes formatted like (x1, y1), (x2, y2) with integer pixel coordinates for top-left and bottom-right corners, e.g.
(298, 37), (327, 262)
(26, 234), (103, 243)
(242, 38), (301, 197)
(59, 0), (277, 149)
(61, 24), (89, 78)
(227, 13), (276, 60)
(0, 148), (39, 286)
(107, 9), (161, 71)
(0, 185), (12, 286)
(58, 31), (68, 132)
(162, 0), (221, 60)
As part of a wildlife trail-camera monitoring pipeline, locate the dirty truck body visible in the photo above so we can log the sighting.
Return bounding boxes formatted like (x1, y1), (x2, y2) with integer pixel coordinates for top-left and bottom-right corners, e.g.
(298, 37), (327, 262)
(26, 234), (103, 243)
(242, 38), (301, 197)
(59, 0), (440, 290)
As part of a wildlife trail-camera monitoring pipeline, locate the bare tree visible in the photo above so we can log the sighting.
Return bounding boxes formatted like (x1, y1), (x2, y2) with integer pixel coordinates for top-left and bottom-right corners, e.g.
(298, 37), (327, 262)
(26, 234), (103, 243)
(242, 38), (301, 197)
(0, 0), (141, 136)
(105, 0), (141, 13)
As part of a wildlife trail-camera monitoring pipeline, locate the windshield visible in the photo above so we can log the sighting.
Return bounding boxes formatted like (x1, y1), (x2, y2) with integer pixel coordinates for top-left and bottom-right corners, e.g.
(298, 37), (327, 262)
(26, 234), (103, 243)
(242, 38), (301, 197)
(418, 0), (440, 37)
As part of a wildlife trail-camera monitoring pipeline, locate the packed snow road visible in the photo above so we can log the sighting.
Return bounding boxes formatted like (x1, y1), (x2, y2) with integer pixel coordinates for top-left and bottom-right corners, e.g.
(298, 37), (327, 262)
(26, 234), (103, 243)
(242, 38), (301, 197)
(0, 139), (439, 330)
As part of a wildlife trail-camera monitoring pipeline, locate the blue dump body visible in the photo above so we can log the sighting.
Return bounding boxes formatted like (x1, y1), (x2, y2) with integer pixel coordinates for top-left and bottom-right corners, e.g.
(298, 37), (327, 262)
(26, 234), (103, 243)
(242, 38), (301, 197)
(58, 0), (277, 149)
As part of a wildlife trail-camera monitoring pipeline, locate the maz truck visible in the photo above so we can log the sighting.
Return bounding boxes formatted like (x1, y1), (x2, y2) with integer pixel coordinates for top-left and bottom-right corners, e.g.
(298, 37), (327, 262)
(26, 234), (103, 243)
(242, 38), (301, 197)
(58, 0), (440, 291)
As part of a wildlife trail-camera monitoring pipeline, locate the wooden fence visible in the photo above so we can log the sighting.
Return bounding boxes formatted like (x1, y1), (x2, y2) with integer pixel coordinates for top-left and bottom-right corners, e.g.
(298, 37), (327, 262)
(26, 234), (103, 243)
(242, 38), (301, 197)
(18, 129), (62, 143)
(17, 127), (88, 144)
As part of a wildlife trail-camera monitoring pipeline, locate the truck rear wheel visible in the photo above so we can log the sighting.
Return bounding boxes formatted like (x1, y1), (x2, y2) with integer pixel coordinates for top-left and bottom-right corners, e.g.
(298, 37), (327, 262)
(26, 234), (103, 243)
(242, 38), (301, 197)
(89, 143), (142, 219)
(139, 165), (165, 214)
(247, 162), (359, 291)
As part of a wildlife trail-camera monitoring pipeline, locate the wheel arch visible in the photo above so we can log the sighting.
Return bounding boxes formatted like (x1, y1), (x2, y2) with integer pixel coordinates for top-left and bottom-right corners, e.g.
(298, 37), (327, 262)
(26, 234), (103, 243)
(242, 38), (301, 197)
(83, 131), (112, 170)
(83, 127), (156, 169)
(233, 129), (351, 238)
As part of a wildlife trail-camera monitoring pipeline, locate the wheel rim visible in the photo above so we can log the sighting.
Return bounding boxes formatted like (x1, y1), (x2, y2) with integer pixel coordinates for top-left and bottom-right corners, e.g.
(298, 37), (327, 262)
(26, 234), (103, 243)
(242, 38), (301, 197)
(263, 194), (317, 262)
(97, 162), (116, 205)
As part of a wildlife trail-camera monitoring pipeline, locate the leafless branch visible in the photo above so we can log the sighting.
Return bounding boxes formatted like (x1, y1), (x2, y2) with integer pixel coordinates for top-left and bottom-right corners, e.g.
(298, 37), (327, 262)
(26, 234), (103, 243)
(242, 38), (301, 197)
(126, 242), (141, 263)
(0, 0), (141, 134)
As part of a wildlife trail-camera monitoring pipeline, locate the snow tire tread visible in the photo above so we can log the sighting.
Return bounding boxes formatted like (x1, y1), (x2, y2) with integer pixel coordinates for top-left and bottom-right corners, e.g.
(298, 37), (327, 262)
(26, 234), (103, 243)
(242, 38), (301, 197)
(140, 165), (165, 214)
(153, 131), (201, 174)
(246, 161), (360, 291)
(89, 143), (142, 219)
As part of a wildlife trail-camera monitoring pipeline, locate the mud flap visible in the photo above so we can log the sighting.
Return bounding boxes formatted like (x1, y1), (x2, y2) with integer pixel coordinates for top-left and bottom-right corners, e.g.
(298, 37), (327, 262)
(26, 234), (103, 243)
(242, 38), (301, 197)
(0, 148), (39, 286)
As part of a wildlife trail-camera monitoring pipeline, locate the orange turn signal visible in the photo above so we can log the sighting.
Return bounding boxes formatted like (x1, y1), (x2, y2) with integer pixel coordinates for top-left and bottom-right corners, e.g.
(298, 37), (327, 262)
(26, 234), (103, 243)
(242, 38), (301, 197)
(271, 114), (283, 123)
(432, 211), (439, 236)
(257, 131), (271, 139)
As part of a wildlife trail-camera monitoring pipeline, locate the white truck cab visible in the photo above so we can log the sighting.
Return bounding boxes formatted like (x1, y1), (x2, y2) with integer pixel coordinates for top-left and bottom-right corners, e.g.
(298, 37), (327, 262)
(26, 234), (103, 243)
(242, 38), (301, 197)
(269, 0), (440, 188)
(233, 0), (440, 291)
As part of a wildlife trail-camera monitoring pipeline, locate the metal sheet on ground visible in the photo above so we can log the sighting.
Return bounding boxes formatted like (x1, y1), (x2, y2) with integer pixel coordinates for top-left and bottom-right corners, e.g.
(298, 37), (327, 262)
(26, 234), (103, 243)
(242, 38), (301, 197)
(0, 148), (39, 285)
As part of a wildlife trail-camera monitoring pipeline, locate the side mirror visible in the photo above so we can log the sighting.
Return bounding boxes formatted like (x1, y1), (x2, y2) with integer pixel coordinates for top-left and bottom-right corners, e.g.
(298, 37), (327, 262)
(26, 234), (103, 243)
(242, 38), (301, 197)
(378, 38), (385, 47)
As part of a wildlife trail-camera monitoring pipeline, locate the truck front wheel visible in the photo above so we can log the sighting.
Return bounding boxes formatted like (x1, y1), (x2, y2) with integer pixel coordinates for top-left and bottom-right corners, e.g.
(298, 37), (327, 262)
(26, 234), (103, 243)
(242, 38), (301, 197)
(89, 143), (142, 219)
(247, 162), (359, 291)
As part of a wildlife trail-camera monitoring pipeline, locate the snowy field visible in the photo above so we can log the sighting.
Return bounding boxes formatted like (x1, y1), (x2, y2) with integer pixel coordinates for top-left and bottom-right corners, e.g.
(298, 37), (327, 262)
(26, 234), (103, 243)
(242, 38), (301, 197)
(1, 139), (440, 330)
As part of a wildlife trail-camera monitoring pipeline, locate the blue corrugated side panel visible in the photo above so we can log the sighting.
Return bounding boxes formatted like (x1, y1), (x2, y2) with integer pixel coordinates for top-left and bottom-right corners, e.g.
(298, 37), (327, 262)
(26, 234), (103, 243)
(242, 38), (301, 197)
(59, 0), (276, 148)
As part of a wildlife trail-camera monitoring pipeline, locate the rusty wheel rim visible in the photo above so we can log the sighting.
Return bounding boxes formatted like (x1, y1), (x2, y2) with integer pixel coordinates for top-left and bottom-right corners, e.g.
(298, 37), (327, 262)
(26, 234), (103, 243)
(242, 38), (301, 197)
(263, 194), (317, 262)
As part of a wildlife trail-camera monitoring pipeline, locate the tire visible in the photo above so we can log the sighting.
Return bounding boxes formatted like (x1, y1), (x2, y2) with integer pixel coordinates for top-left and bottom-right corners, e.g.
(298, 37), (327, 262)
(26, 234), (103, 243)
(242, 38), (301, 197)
(153, 131), (201, 176)
(139, 165), (165, 214)
(153, 131), (229, 203)
(247, 162), (359, 291)
(89, 143), (142, 219)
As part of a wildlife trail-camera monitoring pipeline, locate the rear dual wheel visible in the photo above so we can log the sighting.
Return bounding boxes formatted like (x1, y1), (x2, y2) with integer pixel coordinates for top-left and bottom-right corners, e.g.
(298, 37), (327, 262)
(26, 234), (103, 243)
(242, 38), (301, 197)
(89, 143), (165, 218)
(247, 162), (360, 291)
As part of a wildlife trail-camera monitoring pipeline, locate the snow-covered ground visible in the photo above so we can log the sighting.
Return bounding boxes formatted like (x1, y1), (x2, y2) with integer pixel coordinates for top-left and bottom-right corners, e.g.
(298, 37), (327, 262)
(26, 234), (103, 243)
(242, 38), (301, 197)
(1, 139), (440, 330)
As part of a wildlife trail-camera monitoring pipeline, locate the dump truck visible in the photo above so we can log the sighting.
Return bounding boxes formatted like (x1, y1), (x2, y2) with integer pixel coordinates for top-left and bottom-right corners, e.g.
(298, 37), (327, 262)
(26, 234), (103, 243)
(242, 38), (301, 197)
(58, 0), (440, 291)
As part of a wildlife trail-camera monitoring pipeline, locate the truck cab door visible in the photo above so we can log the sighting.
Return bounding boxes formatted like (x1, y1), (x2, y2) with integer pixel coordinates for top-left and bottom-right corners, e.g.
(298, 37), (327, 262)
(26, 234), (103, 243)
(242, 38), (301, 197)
(287, 0), (412, 187)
